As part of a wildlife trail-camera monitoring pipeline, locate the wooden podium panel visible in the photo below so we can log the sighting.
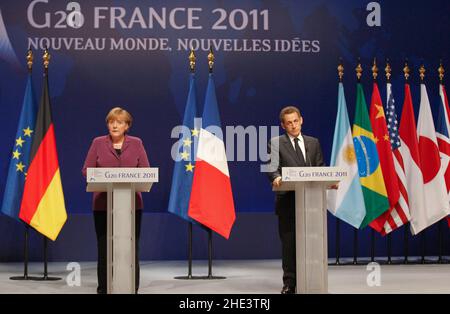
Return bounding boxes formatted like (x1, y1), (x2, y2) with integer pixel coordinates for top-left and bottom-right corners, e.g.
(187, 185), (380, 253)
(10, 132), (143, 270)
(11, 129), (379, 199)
(274, 167), (346, 294)
(87, 168), (158, 294)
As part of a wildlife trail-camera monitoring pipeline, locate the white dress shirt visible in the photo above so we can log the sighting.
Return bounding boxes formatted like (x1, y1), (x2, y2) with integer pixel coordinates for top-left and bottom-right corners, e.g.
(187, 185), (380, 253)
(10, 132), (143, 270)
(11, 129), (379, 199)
(287, 133), (306, 161)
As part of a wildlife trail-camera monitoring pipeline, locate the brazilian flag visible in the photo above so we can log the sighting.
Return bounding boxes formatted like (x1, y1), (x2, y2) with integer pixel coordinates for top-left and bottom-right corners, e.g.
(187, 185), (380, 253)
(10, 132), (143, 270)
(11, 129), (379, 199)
(352, 83), (389, 228)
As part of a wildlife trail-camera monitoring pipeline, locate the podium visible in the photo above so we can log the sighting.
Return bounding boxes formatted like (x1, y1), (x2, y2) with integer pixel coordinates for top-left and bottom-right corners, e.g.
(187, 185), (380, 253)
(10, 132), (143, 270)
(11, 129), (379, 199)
(86, 167), (158, 294)
(273, 167), (347, 294)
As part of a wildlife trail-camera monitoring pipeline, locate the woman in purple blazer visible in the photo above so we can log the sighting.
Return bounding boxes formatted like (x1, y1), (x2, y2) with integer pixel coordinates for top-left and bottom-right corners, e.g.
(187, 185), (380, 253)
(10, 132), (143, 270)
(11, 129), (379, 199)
(82, 107), (149, 294)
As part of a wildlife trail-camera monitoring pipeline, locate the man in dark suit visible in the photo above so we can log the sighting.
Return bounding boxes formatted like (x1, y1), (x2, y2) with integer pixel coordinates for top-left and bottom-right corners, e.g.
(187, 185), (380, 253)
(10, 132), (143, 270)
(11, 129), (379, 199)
(267, 106), (324, 294)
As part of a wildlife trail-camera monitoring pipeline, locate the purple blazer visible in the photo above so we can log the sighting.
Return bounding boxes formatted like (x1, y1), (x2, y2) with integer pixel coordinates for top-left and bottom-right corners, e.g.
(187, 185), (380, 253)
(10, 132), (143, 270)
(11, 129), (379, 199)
(82, 135), (150, 211)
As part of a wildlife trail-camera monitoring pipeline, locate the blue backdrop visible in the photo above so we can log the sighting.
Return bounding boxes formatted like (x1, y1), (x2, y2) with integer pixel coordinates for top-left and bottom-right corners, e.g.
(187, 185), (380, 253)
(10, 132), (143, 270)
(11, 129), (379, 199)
(0, 0), (449, 261)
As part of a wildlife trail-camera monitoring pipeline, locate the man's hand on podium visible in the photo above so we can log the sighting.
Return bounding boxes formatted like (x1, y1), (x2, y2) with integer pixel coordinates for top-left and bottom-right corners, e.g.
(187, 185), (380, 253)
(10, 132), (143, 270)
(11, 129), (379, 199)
(272, 176), (282, 188)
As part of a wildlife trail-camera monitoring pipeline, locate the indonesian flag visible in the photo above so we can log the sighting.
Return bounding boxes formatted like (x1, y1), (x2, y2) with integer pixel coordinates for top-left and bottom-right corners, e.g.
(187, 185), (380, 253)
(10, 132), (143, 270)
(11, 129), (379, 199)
(416, 83), (450, 233)
(368, 82), (400, 233)
(398, 84), (426, 235)
(188, 73), (236, 239)
(435, 83), (450, 227)
(19, 66), (67, 241)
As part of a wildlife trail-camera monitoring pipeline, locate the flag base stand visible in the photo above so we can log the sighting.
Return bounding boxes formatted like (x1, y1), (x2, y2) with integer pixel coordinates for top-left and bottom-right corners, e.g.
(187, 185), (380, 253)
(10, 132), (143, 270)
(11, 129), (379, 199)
(335, 259), (373, 266)
(174, 224), (226, 280)
(175, 275), (226, 280)
(331, 220), (341, 266)
(419, 260), (440, 265)
(385, 257), (409, 265)
(401, 256), (426, 265)
(437, 222), (449, 264)
(329, 258), (342, 266)
(174, 275), (199, 280)
(31, 276), (62, 281)
(9, 225), (41, 281)
(30, 236), (61, 281)
(369, 258), (390, 265)
(9, 275), (41, 281)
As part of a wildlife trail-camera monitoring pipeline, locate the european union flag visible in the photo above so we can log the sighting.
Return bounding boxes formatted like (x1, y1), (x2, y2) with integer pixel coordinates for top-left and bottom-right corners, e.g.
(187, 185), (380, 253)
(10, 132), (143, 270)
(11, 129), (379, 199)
(1, 73), (38, 220)
(167, 72), (199, 221)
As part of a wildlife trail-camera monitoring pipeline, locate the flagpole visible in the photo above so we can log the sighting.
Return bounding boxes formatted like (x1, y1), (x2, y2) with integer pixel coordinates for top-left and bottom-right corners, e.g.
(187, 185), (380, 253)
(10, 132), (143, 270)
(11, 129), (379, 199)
(370, 229), (376, 263)
(370, 59), (378, 264)
(403, 224), (409, 264)
(418, 64), (436, 265)
(28, 49), (61, 282)
(9, 224), (39, 280)
(437, 63), (450, 264)
(335, 219), (341, 265)
(351, 59), (364, 266)
(420, 232), (427, 264)
(206, 228), (225, 280)
(438, 219), (449, 264)
(205, 49), (225, 280)
(384, 59), (393, 265)
(174, 50), (196, 280)
(174, 221), (196, 280)
(208, 228), (213, 277)
(387, 233), (392, 264)
(188, 222), (193, 277)
(32, 235), (61, 281)
(437, 62), (443, 265)
(9, 50), (40, 281)
(333, 60), (344, 266)
(437, 220), (443, 263)
(187, 51), (195, 279)
(352, 228), (358, 265)
(402, 61), (411, 265)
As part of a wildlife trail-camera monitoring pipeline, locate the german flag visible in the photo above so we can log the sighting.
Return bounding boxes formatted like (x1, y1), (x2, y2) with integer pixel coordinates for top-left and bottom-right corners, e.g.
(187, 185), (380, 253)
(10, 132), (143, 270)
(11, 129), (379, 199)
(19, 54), (67, 241)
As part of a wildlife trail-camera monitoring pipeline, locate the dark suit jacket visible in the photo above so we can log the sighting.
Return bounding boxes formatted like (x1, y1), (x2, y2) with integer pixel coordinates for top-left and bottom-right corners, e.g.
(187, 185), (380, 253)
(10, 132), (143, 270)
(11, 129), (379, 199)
(82, 135), (150, 211)
(267, 133), (325, 216)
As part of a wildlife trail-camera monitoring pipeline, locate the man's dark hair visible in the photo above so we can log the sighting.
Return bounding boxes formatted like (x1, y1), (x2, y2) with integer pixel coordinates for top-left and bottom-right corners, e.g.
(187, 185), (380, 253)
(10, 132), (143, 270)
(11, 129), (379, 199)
(279, 106), (301, 123)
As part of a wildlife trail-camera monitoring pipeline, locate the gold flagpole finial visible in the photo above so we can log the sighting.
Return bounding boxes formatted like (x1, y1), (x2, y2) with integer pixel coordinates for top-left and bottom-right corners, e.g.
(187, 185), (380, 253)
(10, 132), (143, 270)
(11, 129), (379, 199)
(355, 59), (362, 81)
(372, 58), (378, 80)
(337, 59), (344, 82)
(419, 64), (426, 82)
(26, 49), (33, 72)
(403, 60), (410, 81)
(438, 61), (444, 84)
(208, 47), (215, 73)
(43, 48), (50, 69)
(189, 49), (196, 72)
(385, 59), (392, 82)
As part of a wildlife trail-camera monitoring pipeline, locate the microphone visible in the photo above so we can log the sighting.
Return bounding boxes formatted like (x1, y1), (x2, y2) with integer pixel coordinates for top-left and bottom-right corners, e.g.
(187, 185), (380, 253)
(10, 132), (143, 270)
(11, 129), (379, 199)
(305, 147), (312, 167)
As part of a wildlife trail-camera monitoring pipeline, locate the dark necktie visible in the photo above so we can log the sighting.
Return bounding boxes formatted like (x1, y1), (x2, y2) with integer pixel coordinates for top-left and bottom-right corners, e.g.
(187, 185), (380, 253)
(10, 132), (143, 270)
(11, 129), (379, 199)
(294, 138), (306, 165)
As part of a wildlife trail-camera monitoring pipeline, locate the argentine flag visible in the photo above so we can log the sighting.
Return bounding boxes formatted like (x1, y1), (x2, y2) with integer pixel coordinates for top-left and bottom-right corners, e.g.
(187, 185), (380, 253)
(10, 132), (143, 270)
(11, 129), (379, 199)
(327, 82), (366, 228)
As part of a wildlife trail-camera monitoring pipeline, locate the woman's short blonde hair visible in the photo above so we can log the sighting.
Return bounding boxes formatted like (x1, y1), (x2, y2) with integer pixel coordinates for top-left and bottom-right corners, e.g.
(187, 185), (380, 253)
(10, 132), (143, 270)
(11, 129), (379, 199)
(105, 107), (133, 128)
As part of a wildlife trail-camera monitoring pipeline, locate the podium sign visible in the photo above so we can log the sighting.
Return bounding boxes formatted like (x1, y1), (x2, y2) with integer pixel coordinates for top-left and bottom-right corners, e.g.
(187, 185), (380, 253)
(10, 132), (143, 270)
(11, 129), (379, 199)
(274, 167), (347, 294)
(86, 167), (158, 294)
(86, 167), (158, 192)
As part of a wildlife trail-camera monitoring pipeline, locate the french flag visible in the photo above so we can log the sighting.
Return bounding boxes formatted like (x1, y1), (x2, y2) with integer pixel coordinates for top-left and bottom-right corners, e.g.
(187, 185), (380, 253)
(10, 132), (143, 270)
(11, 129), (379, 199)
(188, 73), (236, 239)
